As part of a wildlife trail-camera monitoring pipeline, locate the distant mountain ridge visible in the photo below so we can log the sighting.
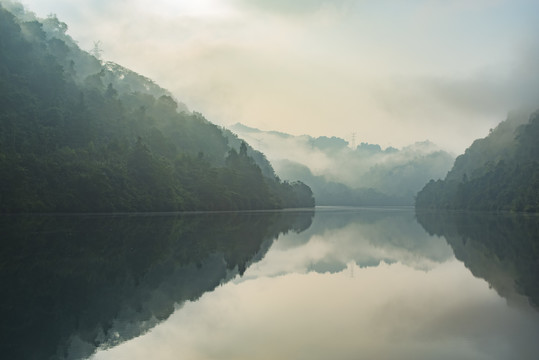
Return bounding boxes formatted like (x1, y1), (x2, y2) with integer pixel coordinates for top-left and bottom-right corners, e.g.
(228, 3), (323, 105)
(230, 123), (454, 206)
(229, 123), (294, 139)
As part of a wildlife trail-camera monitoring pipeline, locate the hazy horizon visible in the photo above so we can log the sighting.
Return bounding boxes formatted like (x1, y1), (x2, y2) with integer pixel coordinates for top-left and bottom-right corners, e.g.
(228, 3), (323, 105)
(15, 0), (539, 153)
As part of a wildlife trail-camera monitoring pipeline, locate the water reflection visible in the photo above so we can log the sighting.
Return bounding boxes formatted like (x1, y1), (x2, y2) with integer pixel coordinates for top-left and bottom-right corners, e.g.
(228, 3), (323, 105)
(91, 207), (539, 360)
(0, 211), (313, 360)
(245, 207), (454, 278)
(416, 210), (539, 310)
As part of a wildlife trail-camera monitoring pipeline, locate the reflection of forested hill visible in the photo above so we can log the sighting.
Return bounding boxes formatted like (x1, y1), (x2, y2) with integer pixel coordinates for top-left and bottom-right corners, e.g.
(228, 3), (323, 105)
(276, 208), (454, 274)
(0, 211), (313, 360)
(0, 3), (313, 212)
(416, 210), (539, 309)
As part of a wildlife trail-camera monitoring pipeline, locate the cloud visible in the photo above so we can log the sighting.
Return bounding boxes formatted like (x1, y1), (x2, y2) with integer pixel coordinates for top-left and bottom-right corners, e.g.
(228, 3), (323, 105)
(233, 0), (352, 15)
(16, 0), (539, 154)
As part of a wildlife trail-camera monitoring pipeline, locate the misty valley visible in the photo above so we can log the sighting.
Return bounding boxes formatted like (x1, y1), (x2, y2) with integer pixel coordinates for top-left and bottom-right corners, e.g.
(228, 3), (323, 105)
(1, 1), (539, 360)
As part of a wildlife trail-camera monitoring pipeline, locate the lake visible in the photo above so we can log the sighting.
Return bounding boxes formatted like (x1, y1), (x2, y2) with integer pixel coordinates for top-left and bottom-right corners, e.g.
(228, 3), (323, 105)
(1, 207), (538, 359)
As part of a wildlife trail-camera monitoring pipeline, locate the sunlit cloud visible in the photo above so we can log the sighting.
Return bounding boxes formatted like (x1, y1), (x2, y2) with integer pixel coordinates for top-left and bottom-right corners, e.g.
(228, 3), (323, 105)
(145, 0), (235, 17)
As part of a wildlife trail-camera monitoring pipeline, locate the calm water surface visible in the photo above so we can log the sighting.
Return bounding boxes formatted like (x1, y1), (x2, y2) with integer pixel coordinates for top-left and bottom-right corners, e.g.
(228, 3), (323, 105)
(1, 207), (538, 359)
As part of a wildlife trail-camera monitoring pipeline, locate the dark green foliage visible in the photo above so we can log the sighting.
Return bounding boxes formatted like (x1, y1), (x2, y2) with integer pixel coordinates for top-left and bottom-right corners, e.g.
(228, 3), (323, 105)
(273, 180), (316, 208)
(416, 111), (539, 212)
(0, 4), (313, 212)
(219, 143), (314, 209)
(223, 127), (278, 179)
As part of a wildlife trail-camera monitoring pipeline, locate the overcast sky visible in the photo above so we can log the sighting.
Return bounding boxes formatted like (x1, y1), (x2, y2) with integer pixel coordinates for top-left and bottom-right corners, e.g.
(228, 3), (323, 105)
(18, 0), (539, 153)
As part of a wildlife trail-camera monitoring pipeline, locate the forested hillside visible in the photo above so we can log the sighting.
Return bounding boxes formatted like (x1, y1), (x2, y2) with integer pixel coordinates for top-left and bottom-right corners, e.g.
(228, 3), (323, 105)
(416, 111), (539, 212)
(0, 3), (314, 212)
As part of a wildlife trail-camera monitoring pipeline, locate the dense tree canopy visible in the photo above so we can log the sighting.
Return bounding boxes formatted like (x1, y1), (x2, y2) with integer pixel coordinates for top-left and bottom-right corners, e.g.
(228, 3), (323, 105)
(415, 111), (539, 212)
(0, 4), (314, 212)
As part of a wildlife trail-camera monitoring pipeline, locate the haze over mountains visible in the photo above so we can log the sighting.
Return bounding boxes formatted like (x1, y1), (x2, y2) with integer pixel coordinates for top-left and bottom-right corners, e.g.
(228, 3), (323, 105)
(1, 0), (537, 211)
(19, 0), (539, 155)
(231, 123), (454, 205)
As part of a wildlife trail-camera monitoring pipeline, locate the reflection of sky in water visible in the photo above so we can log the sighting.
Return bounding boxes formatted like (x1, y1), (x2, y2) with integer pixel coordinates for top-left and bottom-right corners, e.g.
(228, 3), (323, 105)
(243, 208), (454, 278)
(91, 208), (539, 360)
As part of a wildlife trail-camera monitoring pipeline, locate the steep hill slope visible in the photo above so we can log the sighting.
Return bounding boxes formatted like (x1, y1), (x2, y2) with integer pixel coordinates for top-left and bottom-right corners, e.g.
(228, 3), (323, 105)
(0, 3), (314, 212)
(416, 111), (539, 212)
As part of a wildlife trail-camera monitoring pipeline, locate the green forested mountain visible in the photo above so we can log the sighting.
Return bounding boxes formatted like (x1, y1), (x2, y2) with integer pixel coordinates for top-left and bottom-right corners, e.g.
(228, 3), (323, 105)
(0, 3), (314, 212)
(416, 111), (539, 212)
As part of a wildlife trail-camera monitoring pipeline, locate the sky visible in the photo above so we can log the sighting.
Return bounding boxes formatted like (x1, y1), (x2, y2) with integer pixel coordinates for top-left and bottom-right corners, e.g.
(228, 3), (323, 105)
(16, 0), (539, 153)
